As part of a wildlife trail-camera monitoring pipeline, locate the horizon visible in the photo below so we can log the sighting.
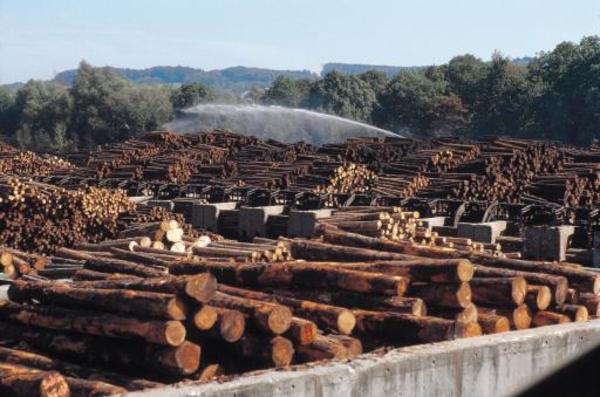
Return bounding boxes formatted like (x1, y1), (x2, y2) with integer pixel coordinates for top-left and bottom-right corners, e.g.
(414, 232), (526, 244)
(1, 0), (600, 84)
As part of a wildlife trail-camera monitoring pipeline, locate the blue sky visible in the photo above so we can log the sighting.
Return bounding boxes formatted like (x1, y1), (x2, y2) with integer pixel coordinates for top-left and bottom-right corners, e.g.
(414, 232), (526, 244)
(1, 0), (599, 84)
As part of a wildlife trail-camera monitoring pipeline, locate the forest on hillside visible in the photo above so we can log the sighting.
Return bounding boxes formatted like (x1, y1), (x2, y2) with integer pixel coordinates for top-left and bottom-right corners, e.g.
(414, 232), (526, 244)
(0, 36), (599, 152)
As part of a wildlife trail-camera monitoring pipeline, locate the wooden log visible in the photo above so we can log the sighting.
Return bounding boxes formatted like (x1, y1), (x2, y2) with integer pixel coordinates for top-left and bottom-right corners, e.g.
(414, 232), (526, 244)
(285, 317), (318, 346)
(352, 309), (481, 344)
(0, 346), (162, 392)
(578, 293), (600, 316)
(239, 262), (409, 297)
(0, 321), (200, 378)
(72, 273), (217, 303)
(232, 335), (294, 368)
(326, 334), (363, 356)
(477, 313), (510, 334)
(474, 265), (568, 305)
(532, 311), (571, 326)
(210, 292), (292, 335)
(0, 301), (186, 346)
(0, 363), (70, 397)
(192, 305), (218, 330)
(218, 285), (356, 335)
(64, 377), (127, 397)
(8, 280), (188, 320)
(469, 277), (528, 306)
(495, 305), (532, 330)
(288, 239), (417, 262)
(555, 304), (588, 322)
(295, 334), (349, 362)
(321, 259), (474, 283)
(473, 254), (600, 295)
(214, 307), (246, 343)
(408, 283), (471, 309)
(526, 285), (552, 311)
(321, 227), (462, 259)
(85, 257), (167, 278)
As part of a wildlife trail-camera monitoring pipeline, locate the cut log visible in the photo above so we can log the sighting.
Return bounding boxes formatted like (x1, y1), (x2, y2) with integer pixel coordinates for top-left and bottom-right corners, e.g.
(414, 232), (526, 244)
(532, 311), (571, 326)
(8, 280), (188, 320)
(0, 301), (186, 346)
(0, 363), (70, 397)
(469, 277), (528, 306)
(408, 282), (471, 309)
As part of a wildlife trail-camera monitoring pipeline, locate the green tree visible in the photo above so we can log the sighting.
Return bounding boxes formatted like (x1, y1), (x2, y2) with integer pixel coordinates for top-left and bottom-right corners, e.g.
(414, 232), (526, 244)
(12, 80), (72, 151)
(70, 61), (172, 148)
(306, 71), (377, 122)
(443, 54), (487, 108)
(171, 82), (214, 109)
(374, 71), (448, 135)
(470, 53), (537, 137)
(528, 36), (600, 144)
(262, 76), (310, 108)
(0, 87), (18, 137)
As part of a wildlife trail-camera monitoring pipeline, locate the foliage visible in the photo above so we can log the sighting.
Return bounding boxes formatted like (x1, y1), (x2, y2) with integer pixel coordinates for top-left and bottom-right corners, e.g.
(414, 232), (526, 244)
(171, 82), (214, 109)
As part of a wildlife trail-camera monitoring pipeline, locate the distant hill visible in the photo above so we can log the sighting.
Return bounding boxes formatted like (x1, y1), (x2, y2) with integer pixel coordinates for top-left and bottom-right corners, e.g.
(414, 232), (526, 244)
(52, 66), (318, 90)
(322, 58), (533, 78)
(322, 63), (423, 77)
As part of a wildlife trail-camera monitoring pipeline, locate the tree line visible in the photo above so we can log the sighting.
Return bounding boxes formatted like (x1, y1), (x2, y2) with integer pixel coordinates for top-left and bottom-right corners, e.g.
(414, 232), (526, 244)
(262, 36), (600, 145)
(1, 36), (599, 151)
(0, 61), (213, 151)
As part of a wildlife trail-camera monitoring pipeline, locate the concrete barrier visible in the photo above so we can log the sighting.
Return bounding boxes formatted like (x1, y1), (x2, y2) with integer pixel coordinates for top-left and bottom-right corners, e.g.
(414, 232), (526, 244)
(124, 321), (600, 397)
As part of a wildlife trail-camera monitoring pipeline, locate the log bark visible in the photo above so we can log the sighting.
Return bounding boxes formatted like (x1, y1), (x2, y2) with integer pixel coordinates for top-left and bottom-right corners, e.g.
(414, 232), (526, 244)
(469, 277), (528, 306)
(0, 363), (70, 397)
(408, 283), (471, 309)
(72, 273), (217, 303)
(0, 321), (200, 378)
(474, 265), (568, 305)
(0, 301), (186, 346)
(8, 280), (188, 320)
(218, 285), (356, 335)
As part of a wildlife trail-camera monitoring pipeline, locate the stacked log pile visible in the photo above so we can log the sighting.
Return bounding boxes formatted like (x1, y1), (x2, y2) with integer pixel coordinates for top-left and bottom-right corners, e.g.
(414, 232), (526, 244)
(0, 151), (75, 177)
(0, 177), (134, 253)
(453, 138), (566, 203)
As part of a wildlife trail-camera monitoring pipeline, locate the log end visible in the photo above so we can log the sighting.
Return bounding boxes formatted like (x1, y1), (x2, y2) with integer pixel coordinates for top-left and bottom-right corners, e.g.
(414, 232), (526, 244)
(165, 321), (187, 346)
(337, 310), (357, 335)
(457, 282), (472, 308)
(457, 260), (474, 282)
(168, 297), (189, 321)
(194, 306), (218, 331)
(512, 305), (532, 330)
(171, 341), (202, 375)
(220, 310), (246, 343)
(268, 306), (293, 335)
(456, 321), (482, 338)
(185, 273), (218, 303)
(512, 276), (528, 306)
(536, 286), (552, 311)
(41, 371), (71, 397)
(270, 336), (294, 368)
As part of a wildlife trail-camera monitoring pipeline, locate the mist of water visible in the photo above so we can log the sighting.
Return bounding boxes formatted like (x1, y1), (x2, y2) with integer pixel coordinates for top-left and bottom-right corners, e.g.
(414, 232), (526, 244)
(163, 104), (402, 146)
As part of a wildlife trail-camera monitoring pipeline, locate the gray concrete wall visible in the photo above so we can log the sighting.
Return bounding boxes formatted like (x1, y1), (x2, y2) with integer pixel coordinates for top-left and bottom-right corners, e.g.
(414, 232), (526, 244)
(124, 321), (600, 397)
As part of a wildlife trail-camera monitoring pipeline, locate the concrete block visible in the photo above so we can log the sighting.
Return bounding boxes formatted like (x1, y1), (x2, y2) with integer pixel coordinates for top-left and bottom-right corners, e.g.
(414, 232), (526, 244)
(457, 221), (507, 243)
(146, 200), (174, 211)
(191, 202), (237, 231)
(419, 217), (446, 230)
(172, 198), (203, 223)
(523, 225), (575, 262)
(125, 321), (600, 397)
(433, 225), (457, 237)
(239, 205), (285, 239)
(128, 195), (151, 205)
(288, 209), (333, 238)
